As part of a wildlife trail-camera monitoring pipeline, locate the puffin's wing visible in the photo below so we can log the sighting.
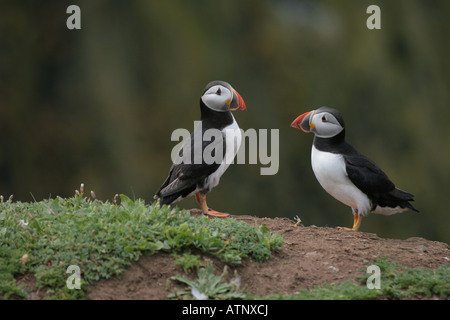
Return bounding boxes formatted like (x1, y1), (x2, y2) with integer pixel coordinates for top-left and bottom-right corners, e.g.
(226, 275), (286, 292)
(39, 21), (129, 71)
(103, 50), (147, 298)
(155, 128), (225, 199)
(344, 154), (395, 195)
(157, 162), (220, 198)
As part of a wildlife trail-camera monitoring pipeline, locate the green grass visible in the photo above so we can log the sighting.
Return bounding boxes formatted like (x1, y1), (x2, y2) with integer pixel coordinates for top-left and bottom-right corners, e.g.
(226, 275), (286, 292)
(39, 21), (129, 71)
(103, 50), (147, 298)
(0, 189), (283, 299)
(169, 256), (449, 300)
(167, 256), (449, 300)
(168, 256), (449, 300)
(262, 257), (450, 300)
(1, 189), (448, 300)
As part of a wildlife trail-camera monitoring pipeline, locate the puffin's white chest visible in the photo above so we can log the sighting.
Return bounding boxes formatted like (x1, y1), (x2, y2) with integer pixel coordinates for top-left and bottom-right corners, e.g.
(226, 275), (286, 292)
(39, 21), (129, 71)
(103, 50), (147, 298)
(311, 146), (372, 215)
(204, 116), (241, 191)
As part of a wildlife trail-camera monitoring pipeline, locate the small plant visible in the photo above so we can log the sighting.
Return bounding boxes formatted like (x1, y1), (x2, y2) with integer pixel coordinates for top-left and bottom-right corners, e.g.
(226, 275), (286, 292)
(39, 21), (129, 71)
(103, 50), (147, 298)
(172, 252), (203, 274)
(169, 264), (247, 300)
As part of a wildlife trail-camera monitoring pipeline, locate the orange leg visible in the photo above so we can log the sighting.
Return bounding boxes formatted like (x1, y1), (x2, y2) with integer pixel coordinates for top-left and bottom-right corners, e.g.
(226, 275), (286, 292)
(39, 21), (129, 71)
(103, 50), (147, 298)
(195, 194), (202, 206)
(337, 212), (363, 231)
(196, 194), (230, 218)
(352, 214), (363, 231)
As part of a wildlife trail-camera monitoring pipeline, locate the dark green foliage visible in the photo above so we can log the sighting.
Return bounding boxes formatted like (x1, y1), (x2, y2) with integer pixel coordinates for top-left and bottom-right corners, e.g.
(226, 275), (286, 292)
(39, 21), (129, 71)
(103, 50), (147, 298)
(265, 257), (450, 300)
(357, 257), (450, 299)
(0, 193), (283, 299)
(169, 264), (247, 300)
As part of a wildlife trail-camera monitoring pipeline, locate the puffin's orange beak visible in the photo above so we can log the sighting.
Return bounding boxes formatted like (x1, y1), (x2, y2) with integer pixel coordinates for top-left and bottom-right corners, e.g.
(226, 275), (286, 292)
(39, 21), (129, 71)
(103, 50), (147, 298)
(291, 111), (314, 132)
(229, 89), (246, 111)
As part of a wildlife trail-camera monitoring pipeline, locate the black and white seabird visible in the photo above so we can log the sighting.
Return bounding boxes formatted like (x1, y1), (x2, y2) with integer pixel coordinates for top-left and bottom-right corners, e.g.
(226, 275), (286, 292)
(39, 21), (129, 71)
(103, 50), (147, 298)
(154, 80), (246, 217)
(291, 106), (418, 230)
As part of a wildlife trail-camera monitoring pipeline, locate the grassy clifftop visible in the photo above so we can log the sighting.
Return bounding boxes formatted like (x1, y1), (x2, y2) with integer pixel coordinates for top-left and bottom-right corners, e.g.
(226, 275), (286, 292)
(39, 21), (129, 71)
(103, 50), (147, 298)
(0, 189), (282, 299)
(1, 188), (449, 300)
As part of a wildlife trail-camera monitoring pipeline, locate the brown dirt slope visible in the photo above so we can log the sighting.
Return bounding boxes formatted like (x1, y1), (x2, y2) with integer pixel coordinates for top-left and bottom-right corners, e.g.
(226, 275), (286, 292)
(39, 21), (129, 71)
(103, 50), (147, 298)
(86, 211), (450, 299)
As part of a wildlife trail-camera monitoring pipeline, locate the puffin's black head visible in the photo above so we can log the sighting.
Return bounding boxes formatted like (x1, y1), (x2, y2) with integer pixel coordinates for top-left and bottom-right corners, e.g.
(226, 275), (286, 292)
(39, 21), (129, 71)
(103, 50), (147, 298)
(201, 81), (246, 112)
(291, 106), (345, 138)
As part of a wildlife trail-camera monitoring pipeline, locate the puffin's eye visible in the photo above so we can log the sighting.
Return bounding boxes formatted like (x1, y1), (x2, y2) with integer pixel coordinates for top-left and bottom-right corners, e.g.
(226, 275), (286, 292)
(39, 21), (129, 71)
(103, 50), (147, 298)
(322, 115), (327, 122)
(216, 88), (222, 95)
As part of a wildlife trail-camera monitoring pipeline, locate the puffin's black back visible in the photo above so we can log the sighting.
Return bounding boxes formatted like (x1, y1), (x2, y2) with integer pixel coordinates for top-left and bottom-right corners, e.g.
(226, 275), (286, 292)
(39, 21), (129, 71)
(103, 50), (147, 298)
(312, 107), (418, 213)
(154, 82), (235, 206)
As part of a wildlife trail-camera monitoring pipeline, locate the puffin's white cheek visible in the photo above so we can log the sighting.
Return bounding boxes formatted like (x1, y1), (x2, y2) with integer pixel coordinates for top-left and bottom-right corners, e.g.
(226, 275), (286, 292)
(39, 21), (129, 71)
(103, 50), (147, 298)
(202, 95), (229, 112)
(314, 123), (344, 138)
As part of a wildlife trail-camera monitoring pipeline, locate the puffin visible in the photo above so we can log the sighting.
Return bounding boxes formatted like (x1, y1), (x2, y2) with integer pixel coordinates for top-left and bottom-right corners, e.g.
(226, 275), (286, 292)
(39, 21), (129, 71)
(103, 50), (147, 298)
(291, 106), (418, 231)
(154, 80), (246, 217)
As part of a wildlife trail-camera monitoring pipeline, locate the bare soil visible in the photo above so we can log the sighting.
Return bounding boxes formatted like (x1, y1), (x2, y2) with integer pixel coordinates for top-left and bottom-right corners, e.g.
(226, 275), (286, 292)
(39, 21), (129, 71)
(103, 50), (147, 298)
(16, 210), (450, 300)
(85, 210), (450, 300)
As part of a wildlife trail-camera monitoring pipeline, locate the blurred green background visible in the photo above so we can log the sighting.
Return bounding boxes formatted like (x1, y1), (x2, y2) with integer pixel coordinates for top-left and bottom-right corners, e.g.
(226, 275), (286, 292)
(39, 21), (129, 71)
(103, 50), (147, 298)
(1, 1), (449, 243)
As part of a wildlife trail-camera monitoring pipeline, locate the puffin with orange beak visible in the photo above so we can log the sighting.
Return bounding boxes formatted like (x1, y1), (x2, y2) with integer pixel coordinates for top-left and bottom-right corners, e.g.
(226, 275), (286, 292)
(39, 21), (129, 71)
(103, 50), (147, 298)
(154, 81), (246, 217)
(291, 106), (418, 230)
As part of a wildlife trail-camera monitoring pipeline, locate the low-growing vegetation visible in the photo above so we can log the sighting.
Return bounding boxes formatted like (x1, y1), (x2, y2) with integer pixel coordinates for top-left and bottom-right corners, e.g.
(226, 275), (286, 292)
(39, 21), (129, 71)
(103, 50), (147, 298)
(0, 188), (283, 299)
(263, 257), (450, 300)
(1, 188), (448, 300)
(170, 257), (449, 300)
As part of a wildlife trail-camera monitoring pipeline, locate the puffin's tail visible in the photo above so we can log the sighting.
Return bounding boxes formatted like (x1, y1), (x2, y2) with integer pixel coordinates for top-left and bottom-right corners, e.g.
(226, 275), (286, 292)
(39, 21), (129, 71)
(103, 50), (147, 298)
(153, 192), (182, 207)
(388, 188), (419, 212)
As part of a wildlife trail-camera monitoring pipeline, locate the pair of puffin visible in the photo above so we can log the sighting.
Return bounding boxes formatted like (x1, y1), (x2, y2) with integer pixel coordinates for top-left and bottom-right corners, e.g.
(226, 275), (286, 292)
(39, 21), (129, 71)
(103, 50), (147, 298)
(154, 81), (417, 230)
